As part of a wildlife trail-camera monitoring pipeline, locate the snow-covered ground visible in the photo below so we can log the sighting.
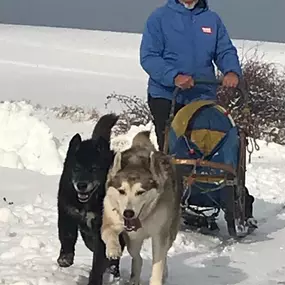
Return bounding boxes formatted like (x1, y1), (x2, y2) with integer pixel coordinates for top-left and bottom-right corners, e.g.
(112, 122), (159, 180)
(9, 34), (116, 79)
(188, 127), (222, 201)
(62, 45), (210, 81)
(0, 23), (285, 285)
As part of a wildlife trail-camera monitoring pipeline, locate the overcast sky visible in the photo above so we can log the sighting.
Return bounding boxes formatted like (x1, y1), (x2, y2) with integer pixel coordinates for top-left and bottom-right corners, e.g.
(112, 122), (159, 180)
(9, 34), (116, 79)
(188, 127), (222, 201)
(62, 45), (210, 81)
(0, 0), (284, 43)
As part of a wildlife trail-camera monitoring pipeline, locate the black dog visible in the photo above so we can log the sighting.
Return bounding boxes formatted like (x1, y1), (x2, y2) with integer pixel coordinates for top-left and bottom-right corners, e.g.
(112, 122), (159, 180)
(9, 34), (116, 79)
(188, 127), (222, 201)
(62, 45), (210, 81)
(57, 113), (125, 285)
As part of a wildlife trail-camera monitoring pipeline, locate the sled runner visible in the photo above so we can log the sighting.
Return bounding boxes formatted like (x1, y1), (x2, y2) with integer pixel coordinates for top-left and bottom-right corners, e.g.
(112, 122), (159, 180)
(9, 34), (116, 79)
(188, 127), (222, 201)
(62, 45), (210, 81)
(163, 79), (258, 238)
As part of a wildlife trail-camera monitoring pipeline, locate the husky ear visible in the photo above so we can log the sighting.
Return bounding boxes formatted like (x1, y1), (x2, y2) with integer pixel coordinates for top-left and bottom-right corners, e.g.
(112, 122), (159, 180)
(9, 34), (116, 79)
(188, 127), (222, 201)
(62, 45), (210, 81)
(131, 130), (155, 151)
(108, 151), (122, 178)
(149, 151), (173, 186)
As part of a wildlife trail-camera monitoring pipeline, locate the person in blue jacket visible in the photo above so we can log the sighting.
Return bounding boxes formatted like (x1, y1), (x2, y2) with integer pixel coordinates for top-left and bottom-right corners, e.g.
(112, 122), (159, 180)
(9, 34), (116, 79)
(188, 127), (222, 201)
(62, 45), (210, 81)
(140, 0), (242, 151)
(140, 0), (258, 233)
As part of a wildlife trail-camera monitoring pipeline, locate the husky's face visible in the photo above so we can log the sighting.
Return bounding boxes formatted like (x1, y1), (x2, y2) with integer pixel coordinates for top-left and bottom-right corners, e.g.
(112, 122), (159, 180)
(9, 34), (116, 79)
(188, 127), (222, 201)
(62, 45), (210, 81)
(106, 149), (172, 231)
(107, 167), (158, 231)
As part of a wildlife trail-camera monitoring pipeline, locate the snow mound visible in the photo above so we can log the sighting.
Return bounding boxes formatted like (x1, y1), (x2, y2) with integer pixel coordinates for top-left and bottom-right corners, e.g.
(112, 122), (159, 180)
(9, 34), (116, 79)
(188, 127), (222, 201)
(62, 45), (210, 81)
(0, 101), (63, 175)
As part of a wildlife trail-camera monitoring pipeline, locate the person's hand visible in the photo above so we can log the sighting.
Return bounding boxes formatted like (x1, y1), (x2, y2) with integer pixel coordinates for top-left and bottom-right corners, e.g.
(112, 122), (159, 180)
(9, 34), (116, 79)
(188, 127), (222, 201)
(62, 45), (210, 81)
(222, 72), (239, 88)
(174, 74), (194, 90)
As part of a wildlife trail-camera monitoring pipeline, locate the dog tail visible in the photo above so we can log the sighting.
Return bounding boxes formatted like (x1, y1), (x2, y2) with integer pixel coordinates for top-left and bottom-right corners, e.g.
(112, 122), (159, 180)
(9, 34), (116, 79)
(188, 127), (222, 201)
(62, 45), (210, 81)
(92, 113), (119, 142)
(131, 130), (156, 151)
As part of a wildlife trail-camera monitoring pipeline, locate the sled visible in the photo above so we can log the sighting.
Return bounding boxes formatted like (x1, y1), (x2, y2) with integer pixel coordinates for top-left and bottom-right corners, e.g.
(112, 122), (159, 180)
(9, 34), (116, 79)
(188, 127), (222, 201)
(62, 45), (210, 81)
(163, 79), (258, 238)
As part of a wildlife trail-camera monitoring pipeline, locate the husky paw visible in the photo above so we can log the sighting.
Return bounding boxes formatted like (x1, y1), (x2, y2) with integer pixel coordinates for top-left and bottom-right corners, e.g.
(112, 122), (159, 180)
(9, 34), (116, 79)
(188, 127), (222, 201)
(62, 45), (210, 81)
(106, 242), (122, 260)
(57, 252), (74, 267)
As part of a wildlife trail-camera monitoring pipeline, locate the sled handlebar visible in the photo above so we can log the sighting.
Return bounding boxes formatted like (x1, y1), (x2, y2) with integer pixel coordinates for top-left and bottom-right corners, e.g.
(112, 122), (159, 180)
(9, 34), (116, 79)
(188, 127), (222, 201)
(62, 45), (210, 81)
(172, 78), (249, 106)
(195, 78), (223, 85)
(196, 79), (249, 105)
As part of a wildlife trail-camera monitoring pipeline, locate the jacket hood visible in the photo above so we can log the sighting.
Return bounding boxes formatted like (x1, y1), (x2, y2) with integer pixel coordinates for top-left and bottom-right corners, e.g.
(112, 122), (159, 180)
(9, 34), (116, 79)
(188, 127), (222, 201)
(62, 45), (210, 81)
(167, 0), (208, 14)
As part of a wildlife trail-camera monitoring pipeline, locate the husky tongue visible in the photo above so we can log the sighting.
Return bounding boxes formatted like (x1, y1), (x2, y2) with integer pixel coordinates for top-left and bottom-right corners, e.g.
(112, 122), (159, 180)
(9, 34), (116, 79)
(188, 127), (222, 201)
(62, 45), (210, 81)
(124, 218), (142, 232)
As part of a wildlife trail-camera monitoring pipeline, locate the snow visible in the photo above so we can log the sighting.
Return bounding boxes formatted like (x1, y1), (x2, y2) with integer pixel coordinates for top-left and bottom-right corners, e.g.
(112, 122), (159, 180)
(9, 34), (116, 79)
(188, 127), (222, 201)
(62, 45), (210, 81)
(0, 101), (63, 175)
(0, 23), (285, 285)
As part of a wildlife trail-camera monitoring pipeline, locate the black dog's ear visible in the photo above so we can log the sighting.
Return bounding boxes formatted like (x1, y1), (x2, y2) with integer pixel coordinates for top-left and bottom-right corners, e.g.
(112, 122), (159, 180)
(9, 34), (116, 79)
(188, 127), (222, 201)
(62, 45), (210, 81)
(61, 134), (82, 170)
(67, 133), (82, 156)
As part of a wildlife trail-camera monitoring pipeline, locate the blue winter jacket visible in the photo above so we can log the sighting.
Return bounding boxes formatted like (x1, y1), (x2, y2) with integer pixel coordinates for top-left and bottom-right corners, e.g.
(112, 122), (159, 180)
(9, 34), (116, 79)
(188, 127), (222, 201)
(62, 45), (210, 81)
(140, 0), (242, 104)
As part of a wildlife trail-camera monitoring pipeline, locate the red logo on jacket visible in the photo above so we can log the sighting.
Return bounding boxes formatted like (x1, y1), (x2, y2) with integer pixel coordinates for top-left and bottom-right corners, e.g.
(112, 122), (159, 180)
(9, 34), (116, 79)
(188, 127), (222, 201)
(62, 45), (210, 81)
(202, 27), (212, 34)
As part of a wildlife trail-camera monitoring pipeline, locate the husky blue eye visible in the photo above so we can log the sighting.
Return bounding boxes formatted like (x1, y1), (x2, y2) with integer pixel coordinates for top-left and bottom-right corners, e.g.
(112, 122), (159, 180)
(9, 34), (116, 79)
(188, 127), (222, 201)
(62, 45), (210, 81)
(136, 191), (145, 196)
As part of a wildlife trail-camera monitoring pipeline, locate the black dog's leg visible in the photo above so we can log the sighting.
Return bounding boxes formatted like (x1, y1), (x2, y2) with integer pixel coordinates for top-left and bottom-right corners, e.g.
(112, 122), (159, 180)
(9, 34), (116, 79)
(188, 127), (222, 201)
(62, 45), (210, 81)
(88, 233), (108, 285)
(57, 207), (78, 267)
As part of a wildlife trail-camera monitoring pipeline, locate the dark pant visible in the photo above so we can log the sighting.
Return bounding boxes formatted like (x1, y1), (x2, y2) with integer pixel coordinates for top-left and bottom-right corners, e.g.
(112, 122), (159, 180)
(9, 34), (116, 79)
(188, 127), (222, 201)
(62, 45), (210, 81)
(147, 95), (184, 151)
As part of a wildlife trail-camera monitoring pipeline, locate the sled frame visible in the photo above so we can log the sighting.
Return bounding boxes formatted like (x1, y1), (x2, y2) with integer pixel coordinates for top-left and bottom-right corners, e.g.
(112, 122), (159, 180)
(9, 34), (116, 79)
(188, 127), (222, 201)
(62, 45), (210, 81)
(163, 79), (251, 238)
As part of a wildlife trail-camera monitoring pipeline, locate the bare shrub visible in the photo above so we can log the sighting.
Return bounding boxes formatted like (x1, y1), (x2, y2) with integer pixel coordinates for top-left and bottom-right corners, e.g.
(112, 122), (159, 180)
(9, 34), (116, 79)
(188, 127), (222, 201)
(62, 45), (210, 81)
(51, 105), (100, 122)
(104, 92), (152, 135)
(217, 47), (285, 145)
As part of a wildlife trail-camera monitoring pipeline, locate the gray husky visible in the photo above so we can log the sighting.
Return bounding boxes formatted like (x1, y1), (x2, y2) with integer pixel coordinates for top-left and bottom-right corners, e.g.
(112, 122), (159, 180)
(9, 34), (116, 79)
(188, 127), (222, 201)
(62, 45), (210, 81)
(101, 131), (181, 285)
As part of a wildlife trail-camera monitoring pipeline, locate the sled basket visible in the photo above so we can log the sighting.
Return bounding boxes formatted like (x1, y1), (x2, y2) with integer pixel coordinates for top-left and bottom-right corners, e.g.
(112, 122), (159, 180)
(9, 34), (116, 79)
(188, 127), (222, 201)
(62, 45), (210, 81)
(168, 100), (241, 206)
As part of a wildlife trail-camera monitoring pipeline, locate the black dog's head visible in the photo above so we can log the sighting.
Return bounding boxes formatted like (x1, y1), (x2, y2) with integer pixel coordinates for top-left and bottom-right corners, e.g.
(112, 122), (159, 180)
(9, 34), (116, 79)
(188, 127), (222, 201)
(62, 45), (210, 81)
(65, 113), (119, 203)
